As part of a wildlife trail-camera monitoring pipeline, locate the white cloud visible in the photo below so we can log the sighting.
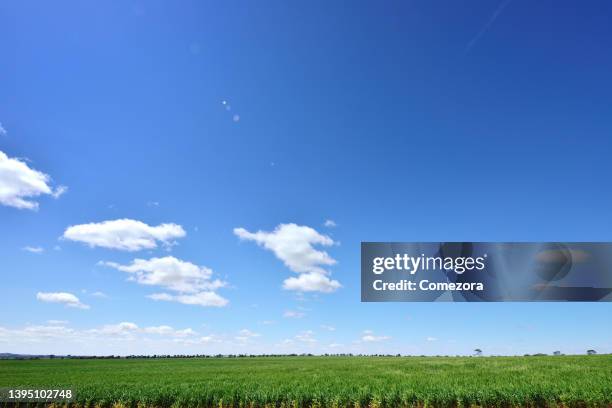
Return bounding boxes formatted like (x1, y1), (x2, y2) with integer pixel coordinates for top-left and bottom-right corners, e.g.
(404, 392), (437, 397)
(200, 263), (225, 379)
(283, 310), (305, 319)
(147, 291), (228, 307)
(100, 255), (229, 308)
(143, 326), (196, 337)
(91, 291), (108, 298)
(63, 219), (186, 251)
(238, 329), (260, 337)
(0, 123), (6, 136)
(22, 324), (75, 338)
(36, 292), (89, 309)
(0, 150), (66, 210)
(52, 185), (68, 199)
(175, 328), (197, 337)
(46, 320), (68, 325)
(22, 246), (44, 254)
(279, 331), (318, 348)
(89, 322), (197, 339)
(321, 325), (336, 331)
(361, 330), (390, 343)
(283, 272), (341, 293)
(260, 320), (276, 325)
(199, 335), (220, 344)
(426, 337), (438, 342)
(295, 330), (317, 344)
(235, 329), (261, 342)
(173, 334), (223, 346)
(147, 293), (173, 301)
(234, 223), (341, 293)
(324, 219), (337, 228)
(234, 223), (335, 274)
(95, 322), (139, 335)
(142, 325), (174, 335)
(0, 322), (214, 355)
(101, 256), (226, 293)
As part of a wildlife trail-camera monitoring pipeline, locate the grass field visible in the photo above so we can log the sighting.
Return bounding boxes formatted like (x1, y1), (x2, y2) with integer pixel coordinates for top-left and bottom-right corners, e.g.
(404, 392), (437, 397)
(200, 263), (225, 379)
(1, 355), (611, 407)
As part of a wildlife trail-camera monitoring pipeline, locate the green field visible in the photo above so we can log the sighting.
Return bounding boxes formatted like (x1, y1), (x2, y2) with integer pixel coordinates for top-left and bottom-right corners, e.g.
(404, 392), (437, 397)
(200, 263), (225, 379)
(1, 355), (611, 407)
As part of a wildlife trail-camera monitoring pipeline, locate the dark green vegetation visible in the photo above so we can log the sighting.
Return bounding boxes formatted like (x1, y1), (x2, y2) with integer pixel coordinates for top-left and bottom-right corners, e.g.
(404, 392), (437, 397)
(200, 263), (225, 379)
(1, 355), (611, 407)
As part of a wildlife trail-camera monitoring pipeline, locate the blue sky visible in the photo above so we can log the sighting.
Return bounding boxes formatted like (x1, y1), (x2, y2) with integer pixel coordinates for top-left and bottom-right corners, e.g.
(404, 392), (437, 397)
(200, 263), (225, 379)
(1, 0), (611, 356)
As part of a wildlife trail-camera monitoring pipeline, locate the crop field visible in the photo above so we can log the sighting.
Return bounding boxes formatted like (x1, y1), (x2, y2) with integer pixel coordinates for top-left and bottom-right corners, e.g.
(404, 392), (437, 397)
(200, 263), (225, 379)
(1, 355), (611, 407)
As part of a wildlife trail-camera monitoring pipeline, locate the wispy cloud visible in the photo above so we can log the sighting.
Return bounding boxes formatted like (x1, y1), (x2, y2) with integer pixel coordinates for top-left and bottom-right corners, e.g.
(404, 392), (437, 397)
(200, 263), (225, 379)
(324, 219), (337, 228)
(46, 320), (68, 325)
(90, 322), (198, 339)
(23, 246), (44, 254)
(283, 310), (305, 319)
(147, 292), (228, 308)
(234, 329), (261, 343)
(295, 330), (317, 344)
(36, 292), (89, 309)
(361, 330), (390, 343)
(51, 185), (68, 199)
(466, 0), (512, 53)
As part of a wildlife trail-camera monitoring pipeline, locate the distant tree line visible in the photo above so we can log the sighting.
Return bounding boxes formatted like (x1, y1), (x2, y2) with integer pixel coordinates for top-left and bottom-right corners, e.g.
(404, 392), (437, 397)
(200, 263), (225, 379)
(1, 350), (603, 360)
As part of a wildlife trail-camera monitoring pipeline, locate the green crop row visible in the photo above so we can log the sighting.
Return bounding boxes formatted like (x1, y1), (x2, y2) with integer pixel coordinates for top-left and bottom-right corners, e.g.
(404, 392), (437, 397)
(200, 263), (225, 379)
(1, 355), (611, 407)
